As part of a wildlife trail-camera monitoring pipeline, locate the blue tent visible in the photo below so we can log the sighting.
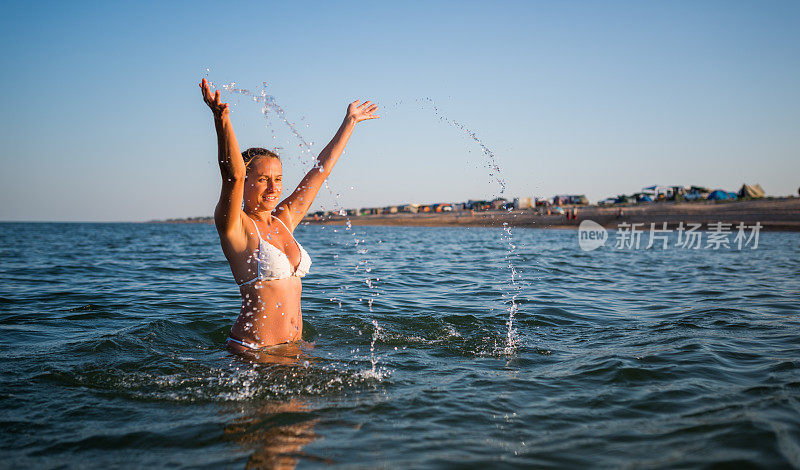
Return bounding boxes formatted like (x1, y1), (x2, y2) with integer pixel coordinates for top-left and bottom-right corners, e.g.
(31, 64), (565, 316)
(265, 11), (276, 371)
(707, 190), (730, 200)
(727, 192), (738, 200)
(637, 195), (653, 203)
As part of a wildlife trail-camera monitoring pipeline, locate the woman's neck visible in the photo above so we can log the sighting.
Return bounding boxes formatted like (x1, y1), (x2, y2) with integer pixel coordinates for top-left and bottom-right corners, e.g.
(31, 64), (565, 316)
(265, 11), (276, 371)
(245, 208), (273, 222)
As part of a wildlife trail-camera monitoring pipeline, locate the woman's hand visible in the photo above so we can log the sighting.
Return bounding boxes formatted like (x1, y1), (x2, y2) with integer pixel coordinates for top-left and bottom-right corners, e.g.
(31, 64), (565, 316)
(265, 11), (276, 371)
(200, 78), (229, 120)
(346, 100), (380, 123)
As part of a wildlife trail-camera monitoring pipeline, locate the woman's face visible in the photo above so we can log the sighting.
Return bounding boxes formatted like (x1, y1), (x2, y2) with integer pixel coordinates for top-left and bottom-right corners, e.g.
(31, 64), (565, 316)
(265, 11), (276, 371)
(244, 157), (283, 212)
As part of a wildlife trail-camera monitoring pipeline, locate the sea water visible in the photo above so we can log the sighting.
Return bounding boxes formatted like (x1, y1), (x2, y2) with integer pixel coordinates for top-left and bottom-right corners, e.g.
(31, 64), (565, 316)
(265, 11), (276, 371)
(1, 222), (799, 467)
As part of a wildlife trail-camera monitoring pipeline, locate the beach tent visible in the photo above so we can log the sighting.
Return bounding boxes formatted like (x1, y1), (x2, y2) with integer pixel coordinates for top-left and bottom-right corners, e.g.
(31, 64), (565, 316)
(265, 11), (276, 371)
(615, 195), (633, 204)
(642, 185), (669, 195)
(637, 194), (653, 203)
(490, 198), (508, 210)
(707, 190), (730, 201)
(738, 183), (765, 199)
(727, 192), (738, 200)
(642, 185), (682, 200)
(682, 185), (710, 201)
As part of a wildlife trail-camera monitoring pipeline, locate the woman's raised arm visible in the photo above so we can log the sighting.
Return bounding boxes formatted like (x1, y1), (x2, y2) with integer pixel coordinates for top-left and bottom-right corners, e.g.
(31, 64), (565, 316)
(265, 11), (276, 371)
(279, 100), (379, 229)
(200, 79), (246, 245)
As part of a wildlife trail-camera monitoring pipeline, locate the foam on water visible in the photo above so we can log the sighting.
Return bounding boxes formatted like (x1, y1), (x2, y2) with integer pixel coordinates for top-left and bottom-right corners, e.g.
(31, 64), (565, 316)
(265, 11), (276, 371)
(38, 317), (391, 403)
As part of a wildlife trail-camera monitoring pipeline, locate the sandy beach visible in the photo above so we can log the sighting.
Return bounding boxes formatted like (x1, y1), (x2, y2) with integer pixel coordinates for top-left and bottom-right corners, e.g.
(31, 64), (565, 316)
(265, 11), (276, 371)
(301, 198), (800, 231)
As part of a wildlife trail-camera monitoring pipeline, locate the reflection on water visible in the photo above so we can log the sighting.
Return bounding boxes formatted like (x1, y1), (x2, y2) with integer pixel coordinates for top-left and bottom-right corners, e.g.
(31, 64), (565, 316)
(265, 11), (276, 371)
(223, 343), (322, 469)
(224, 399), (323, 469)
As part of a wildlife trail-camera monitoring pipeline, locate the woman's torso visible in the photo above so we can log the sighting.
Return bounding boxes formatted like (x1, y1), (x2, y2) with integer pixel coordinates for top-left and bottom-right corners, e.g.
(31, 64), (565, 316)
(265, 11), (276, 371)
(223, 213), (311, 347)
(231, 277), (303, 346)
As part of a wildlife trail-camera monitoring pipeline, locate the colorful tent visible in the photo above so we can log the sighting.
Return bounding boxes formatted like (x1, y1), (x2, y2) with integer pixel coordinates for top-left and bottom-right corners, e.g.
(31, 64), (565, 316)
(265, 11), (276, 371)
(707, 190), (731, 200)
(738, 184), (765, 199)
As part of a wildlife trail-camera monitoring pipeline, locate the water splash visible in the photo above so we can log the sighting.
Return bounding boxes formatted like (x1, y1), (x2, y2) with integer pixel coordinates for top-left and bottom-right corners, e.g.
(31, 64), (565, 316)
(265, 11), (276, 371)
(357, 319), (389, 380)
(421, 98), (522, 355)
(218, 81), (318, 170)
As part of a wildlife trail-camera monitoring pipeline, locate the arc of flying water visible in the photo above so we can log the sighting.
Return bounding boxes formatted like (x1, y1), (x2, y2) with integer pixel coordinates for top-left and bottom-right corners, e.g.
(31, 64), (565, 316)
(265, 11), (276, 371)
(421, 98), (521, 355)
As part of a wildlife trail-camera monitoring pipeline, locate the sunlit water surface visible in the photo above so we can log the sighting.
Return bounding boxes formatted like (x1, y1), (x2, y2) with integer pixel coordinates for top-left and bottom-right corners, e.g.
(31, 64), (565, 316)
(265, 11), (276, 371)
(1, 222), (798, 468)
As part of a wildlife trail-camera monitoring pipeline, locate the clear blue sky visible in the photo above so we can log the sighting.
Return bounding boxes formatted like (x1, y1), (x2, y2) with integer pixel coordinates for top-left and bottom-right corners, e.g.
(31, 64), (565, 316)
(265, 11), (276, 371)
(1, 0), (798, 221)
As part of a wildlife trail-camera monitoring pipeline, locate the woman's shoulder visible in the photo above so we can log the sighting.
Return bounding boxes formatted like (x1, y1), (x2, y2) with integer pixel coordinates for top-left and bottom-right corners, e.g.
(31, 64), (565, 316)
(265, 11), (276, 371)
(217, 210), (255, 252)
(271, 208), (296, 234)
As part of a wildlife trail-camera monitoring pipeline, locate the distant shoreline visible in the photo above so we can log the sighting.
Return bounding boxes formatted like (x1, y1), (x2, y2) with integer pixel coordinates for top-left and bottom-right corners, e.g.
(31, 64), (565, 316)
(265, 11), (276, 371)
(155, 197), (800, 231)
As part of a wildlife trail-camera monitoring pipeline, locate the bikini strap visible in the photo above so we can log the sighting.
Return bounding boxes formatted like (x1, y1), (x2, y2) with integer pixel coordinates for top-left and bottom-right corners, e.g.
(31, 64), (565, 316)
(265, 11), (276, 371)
(271, 215), (294, 235)
(240, 216), (264, 287)
(248, 214), (291, 238)
(247, 215), (263, 240)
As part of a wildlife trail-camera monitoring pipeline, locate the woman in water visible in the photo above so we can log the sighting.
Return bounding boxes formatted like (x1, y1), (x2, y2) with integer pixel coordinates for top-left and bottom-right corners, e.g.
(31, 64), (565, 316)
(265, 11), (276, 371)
(199, 78), (379, 355)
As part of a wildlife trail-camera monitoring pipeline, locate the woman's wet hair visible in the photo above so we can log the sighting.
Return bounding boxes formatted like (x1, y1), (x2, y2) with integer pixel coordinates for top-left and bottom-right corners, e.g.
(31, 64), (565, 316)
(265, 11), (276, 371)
(242, 147), (281, 169)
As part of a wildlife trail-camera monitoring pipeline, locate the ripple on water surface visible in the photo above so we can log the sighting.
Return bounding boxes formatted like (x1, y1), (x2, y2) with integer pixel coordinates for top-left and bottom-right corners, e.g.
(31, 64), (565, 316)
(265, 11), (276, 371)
(0, 223), (798, 468)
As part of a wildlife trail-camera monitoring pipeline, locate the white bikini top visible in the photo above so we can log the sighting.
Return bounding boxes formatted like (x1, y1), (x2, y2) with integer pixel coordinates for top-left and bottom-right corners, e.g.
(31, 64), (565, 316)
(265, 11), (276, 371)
(237, 215), (312, 287)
